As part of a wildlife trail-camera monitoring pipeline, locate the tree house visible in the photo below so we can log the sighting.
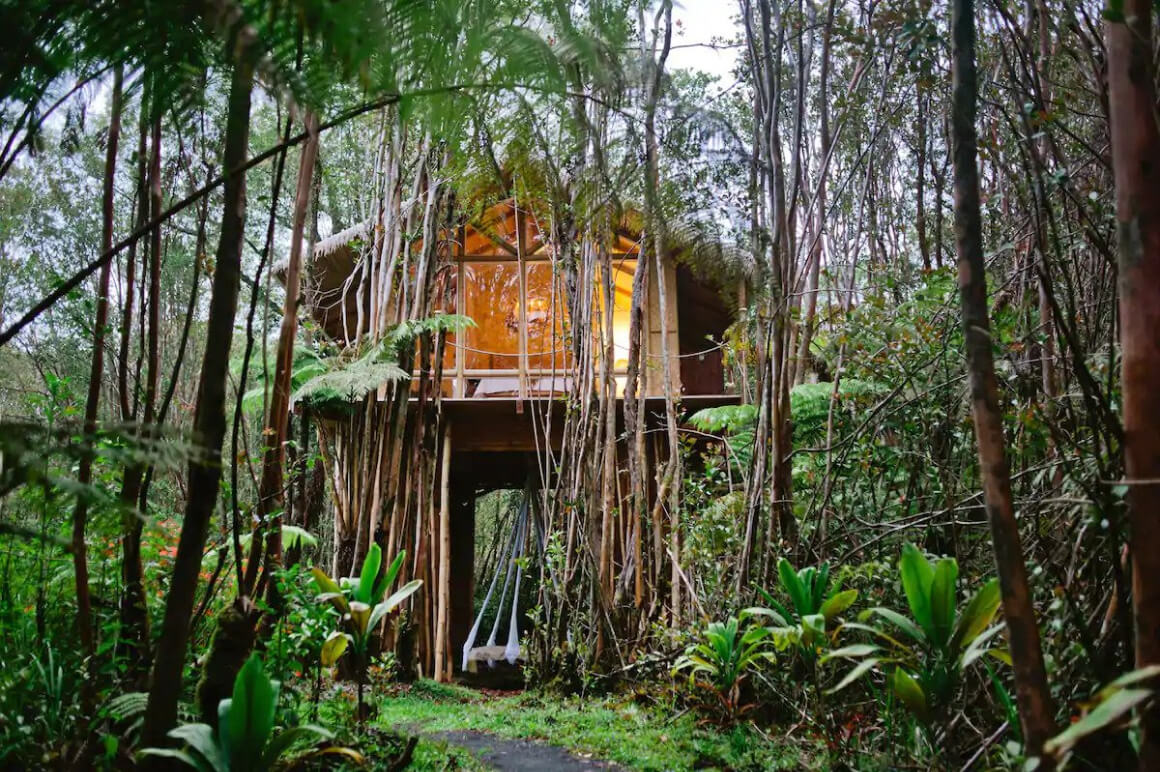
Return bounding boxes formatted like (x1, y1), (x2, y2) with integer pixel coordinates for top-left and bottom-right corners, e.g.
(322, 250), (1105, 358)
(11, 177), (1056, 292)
(294, 197), (740, 679)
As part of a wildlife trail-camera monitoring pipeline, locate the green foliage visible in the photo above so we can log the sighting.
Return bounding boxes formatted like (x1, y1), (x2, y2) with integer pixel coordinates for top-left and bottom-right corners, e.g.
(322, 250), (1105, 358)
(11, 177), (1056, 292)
(239, 346), (329, 414)
(291, 343), (410, 412)
(141, 654), (354, 771)
(688, 404), (756, 472)
(753, 558), (858, 663)
(237, 525), (317, 553)
(672, 611), (778, 721)
(368, 681), (818, 771)
(291, 314), (474, 411)
(1044, 665), (1160, 763)
(0, 645), (81, 763)
(311, 545), (422, 720)
(824, 544), (1005, 738)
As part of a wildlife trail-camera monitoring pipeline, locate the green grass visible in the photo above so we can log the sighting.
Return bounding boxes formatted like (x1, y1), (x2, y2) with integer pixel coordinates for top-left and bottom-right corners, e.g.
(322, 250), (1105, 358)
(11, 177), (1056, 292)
(369, 680), (820, 771)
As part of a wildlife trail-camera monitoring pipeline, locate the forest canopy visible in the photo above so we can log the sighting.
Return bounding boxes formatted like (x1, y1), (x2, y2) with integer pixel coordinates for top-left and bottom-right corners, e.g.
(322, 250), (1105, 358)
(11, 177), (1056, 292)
(0, 0), (1158, 769)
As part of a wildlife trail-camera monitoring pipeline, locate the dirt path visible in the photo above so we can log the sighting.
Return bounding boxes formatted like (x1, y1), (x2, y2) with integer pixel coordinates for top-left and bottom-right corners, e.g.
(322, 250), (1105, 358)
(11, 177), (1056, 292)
(432, 729), (623, 771)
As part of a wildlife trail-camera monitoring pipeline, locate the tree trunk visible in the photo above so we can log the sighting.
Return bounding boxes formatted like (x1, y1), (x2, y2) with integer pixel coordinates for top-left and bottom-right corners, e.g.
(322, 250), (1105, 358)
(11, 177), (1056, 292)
(119, 106), (162, 685)
(244, 110), (320, 596)
(949, 0), (1056, 758)
(72, 65), (123, 678)
(1105, 1), (1160, 766)
(141, 59), (254, 752)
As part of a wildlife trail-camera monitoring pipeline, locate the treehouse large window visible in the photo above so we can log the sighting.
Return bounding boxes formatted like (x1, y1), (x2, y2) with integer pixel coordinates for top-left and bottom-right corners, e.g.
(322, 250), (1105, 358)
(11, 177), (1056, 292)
(462, 261), (522, 370)
(451, 255), (639, 397)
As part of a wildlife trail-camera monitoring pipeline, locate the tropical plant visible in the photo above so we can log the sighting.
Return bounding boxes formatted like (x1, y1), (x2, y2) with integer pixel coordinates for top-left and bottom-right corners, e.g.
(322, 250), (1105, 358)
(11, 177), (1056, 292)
(311, 544), (422, 721)
(688, 404), (757, 474)
(824, 544), (1005, 746)
(754, 558), (858, 664)
(672, 611), (778, 722)
(141, 653), (358, 770)
(1043, 665), (1160, 765)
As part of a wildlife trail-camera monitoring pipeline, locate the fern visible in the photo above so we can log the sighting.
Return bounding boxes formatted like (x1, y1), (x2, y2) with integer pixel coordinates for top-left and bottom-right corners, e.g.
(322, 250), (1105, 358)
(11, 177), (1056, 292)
(105, 691), (149, 736)
(291, 342), (409, 412)
(240, 345), (329, 414)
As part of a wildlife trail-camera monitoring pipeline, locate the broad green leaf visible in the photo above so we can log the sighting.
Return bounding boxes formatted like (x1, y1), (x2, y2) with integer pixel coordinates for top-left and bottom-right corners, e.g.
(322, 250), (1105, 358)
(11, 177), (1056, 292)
(929, 558), (958, 649)
(166, 723), (225, 772)
(238, 525), (316, 553)
(820, 589), (858, 621)
(348, 601), (372, 636)
(216, 700), (232, 762)
(321, 632), (350, 667)
(260, 724), (333, 768)
(899, 544), (935, 638)
(356, 544), (382, 604)
(228, 654), (278, 767)
(778, 558), (809, 618)
(822, 643), (881, 661)
(1044, 688), (1154, 758)
(374, 550), (408, 603)
(311, 567), (343, 599)
(841, 621), (916, 654)
(861, 607), (925, 644)
(889, 668), (929, 722)
(950, 578), (1001, 654)
(315, 591), (351, 616)
(374, 579), (423, 625)
(139, 747), (216, 772)
(827, 658), (880, 694)
(740, 624), (772, 645)
(987, 648), (1013, 667)
(743, 606), (790, 627)
(959, 623), (1007, 669)
(814, 562), (832, 612)
(802, 613), (826, 647)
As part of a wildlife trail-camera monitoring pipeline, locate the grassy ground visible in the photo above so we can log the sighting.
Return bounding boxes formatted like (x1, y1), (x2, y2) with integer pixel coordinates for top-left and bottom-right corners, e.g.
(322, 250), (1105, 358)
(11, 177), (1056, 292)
(366, 680), (821, 771)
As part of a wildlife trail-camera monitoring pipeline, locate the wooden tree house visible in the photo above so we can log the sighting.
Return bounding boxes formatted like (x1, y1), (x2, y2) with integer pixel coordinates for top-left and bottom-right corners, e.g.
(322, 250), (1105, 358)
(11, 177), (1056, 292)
(290, 196), (740, 681)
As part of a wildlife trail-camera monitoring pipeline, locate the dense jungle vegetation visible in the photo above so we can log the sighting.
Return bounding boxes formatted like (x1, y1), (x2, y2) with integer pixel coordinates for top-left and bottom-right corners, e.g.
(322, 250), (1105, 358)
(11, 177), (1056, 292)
(1, 0), (1159, 769)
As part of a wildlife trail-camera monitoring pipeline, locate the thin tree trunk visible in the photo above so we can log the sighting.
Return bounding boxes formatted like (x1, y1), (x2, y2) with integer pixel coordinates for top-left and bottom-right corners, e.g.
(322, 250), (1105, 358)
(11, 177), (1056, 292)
(950, 0), (1056, 757)
(1105, 1), (1160, 766)
(248, 110), (320, 596)
(118, 119), (147, 421)
(72, 65), (123, 678)
(119, 106), (161, 684)
(434, 422), (452, 682)
(141, 59), (254, 752)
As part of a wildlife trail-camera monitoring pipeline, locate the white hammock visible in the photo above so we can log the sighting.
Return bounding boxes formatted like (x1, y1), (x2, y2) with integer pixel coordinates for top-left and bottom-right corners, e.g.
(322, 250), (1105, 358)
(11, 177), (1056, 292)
(462, 494), (529, 671)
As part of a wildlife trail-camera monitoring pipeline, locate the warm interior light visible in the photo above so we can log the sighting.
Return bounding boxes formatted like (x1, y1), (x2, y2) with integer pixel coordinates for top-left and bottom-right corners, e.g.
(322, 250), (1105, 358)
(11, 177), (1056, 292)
(611, 261), (636, 370)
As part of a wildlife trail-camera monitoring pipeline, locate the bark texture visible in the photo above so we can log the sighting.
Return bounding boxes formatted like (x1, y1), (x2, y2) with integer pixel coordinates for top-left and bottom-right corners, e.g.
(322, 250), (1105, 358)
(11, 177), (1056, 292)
(1105, 1), (1160, 766)
(950, 0), (1057, 757)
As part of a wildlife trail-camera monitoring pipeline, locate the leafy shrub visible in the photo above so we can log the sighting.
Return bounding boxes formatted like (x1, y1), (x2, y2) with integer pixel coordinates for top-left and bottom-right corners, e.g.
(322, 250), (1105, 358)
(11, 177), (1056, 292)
(142, 653), (358, 770)
(311, 544), (422, 721)
(825, 544), (1004, 748)
(755, 558), (858, 665)
(672, 611), (778, 722)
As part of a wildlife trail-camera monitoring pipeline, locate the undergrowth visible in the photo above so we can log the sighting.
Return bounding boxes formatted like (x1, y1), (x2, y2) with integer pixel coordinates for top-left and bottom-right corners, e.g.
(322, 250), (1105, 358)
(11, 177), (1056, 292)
(365, 680), (822, 771)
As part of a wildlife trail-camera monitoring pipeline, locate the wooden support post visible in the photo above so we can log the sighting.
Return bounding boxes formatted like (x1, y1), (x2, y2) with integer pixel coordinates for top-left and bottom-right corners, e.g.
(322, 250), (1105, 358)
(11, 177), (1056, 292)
(434, 421), (453, 682)
(449, 486), (475, 673)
